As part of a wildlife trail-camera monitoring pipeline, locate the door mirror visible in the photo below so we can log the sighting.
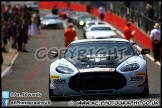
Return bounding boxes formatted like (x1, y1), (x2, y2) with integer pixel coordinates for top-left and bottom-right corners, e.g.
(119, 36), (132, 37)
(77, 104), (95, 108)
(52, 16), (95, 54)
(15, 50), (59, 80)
(50, 51), (58, 58)
(141, 49), (150, 55)
(59, 49), (66, 59)
(113, 29), (117, 32)
(131, 42), (136, 45)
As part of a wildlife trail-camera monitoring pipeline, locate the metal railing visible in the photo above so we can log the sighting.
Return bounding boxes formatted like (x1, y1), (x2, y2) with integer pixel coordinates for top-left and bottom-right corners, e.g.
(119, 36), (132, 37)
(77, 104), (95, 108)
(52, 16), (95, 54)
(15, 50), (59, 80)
(91, 2), (159, 35)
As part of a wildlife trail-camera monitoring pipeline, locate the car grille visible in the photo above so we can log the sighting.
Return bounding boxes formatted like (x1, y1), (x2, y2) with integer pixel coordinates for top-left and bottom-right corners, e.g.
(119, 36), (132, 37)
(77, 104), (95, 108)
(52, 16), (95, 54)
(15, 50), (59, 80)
(68, 72), (126, 92)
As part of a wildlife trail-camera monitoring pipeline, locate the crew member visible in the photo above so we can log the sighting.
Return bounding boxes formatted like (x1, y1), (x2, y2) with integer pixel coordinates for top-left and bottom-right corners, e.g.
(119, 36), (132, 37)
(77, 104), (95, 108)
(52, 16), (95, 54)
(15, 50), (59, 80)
(64, 23), (76, 49)
(150, 23), (161, 62)
(123, 22), (133, 41)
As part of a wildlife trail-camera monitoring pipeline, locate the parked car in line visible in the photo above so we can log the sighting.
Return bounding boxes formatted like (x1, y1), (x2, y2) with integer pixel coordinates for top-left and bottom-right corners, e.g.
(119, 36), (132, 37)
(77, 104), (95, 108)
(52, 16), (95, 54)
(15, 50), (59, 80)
(41, 14), (63, 29)
(72, 12), (89, 25)
(58, 8), (73, 19)
(85, 25), (117, 39)
(83, 20), (107, 38)
(76, 15), (97, 29)
(26, 1), (39, 13)
(67, 11), (76, 23)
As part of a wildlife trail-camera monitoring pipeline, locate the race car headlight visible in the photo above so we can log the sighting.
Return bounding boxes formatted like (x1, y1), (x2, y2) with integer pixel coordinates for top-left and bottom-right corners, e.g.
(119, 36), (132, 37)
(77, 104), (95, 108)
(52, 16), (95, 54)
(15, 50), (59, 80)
(79, 21), (84, 25)
(42, 22), (48, 25)
(56, 66), (74, 74)
(120, 63), (140, 72)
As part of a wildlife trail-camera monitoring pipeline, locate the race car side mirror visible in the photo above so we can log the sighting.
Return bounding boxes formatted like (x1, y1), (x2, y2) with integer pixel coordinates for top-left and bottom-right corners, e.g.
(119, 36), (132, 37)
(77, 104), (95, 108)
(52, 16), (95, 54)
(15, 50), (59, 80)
(113, 29), (117, 32)
(141, 49), (150, 55)
(59, 49), (65, 59)
(50, 51), (58, 58)
(131, 42), (136, 45)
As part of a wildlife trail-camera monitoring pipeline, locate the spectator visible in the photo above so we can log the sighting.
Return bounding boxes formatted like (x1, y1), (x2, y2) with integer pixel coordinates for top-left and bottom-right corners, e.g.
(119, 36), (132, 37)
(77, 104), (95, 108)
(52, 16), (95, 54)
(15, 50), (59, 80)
(98, 5), (106, 20)
(87, 4), (92, 13)
(22, 19), (30, 52)
(3, 9), (10, 22)
(12, 19), (18, 49)
(7, 17), (14, 45)
(52, 5), (58, 15)
(64, 23), (76, 49)
(124, 1), (130, 8)
(30, 13), (37, 37)
(36, 11), (41, 34)
(123, 22), (134, 41)
(12, 4), (19, 15)
(146, 4), (155, 20)
(1, 22), (9, 53)
(16, 20), (23, 52)
(150, 23), (161, 62)
(1, 52), (3, 66)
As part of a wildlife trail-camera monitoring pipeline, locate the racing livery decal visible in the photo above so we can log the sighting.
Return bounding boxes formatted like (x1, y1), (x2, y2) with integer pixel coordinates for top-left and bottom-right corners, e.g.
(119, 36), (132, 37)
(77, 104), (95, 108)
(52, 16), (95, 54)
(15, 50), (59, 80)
(50, 75), (60, 79)
(130, 76), (143, 81)
(53, 79), (66, 84)
(136, 72), (146, 76)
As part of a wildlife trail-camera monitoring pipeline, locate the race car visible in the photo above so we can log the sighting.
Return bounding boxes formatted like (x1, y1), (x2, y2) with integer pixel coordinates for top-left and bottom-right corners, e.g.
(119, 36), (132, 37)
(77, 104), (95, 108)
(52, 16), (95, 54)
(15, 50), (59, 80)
(26, 1), (39, 13)
(41, 14), (63, 29)
(85, 25), (117, 39)
(49, 38), (150, 101)
(58, 8), (73, 19)
(83, 20), (107, 38)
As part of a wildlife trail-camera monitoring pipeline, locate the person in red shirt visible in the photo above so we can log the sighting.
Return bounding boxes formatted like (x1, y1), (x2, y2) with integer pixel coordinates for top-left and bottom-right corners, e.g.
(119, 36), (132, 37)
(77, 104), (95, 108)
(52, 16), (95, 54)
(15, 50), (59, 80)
(64, 23), (77, 49)
(12, 5), (18, 15)
(123, 22), (133, 41)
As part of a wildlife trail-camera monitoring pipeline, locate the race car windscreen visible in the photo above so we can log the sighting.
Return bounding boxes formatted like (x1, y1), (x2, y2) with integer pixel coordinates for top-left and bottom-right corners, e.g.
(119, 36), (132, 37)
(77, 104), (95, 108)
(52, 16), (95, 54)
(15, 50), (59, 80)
(26, 1), (38, 5)
(43, 16), (60, 20)
(91, 27), (112, 31)
(88, 22), (105, 26)
(64, 41), (135, 58)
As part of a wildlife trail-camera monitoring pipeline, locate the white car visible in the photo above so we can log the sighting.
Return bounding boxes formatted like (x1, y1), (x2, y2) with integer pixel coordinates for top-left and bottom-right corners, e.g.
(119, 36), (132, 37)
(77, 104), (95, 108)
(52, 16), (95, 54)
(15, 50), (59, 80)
(85, 25), (117, 39)
(83, 20), (106, 38)
(49, 38), (150, 101)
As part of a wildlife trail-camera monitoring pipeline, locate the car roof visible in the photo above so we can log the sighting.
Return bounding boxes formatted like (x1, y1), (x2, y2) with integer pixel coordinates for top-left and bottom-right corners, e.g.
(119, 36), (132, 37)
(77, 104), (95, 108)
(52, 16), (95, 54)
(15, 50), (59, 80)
(90, 24), (111, 27)
(71, 38), (129, 44)
(86, 20), (104, 23)
(44, 14), (59, 17)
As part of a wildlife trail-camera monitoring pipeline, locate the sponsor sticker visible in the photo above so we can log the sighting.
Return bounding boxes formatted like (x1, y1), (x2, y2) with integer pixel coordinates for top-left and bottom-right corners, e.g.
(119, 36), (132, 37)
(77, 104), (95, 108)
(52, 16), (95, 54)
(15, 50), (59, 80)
(95, 58), (100, 62)
(136, 72), (146, 76)
(108, 68), (115, 72)
(50, 75), (60, 79)
(130, 76), (143, 81)
(53, 79), (66, 84)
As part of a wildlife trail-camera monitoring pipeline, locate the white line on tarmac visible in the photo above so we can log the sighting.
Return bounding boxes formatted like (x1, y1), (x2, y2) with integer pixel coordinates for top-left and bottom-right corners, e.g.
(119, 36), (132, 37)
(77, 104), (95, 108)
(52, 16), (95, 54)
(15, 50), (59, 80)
(105, 22), (161, 67)
(1, 52), (19, 78)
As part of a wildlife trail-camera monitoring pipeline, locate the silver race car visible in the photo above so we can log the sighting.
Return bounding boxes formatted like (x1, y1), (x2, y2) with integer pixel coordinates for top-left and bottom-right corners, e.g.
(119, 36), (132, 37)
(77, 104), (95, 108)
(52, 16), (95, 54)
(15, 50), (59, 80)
(41, 14), (63, 29)
(49, 38), (150, 101)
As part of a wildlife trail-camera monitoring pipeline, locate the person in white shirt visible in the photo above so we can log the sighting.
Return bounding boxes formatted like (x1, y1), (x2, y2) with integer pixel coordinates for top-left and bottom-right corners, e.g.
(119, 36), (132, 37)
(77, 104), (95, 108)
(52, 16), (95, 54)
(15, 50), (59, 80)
(98, 5), (105, 20)
(150, 23), (161, 62)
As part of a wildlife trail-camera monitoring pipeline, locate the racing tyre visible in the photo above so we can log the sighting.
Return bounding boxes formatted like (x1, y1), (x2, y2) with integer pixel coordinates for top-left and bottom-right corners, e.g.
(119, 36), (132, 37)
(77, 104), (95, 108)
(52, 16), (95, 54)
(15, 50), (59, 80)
(141, 75), (149, 98)
(83, 32), (86, 39)
(49, 75), (55, 101)
(59, 25), (63, 29)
